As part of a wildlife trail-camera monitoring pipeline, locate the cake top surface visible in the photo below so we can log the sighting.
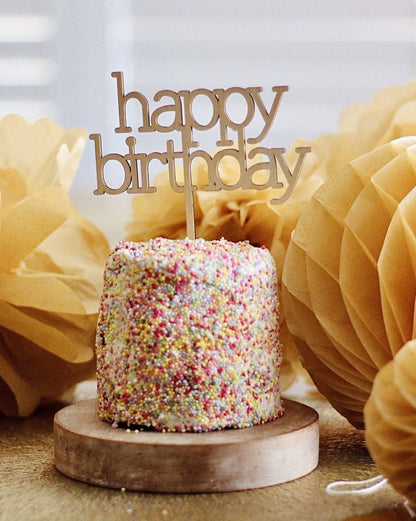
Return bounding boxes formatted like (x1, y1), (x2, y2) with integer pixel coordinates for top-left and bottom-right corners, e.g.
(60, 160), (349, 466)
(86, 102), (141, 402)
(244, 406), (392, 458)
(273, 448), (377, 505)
(106, 237), (276, 291)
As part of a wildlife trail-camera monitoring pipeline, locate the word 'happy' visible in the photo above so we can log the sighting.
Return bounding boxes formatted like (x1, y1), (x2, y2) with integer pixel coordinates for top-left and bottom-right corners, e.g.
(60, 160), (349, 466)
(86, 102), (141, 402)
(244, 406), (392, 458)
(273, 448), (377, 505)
(90, 71), (311, 238)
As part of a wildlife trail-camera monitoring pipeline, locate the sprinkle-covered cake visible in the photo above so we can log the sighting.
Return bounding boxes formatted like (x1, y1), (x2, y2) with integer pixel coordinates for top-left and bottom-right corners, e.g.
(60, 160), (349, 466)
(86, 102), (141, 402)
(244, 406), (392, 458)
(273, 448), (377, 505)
(96, 237), (283, 432)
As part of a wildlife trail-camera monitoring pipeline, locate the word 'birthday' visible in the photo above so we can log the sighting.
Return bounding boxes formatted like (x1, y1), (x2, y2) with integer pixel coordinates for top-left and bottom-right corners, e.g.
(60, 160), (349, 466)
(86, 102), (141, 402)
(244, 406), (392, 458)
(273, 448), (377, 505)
(90, 72), (311, 238)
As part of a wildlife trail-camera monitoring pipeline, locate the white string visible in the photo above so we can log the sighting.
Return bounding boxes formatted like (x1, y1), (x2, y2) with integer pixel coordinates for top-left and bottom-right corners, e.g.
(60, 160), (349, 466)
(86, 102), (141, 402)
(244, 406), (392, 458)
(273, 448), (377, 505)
(327, 477), (416, 519)
(326, 475), (388, 496)
(403, 501), (416, 519)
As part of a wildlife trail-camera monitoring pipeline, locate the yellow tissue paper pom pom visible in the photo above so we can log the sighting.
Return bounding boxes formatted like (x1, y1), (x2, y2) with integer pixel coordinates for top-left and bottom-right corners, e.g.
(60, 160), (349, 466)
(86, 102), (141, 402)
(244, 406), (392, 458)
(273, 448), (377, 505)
(0, 115), (109, 416)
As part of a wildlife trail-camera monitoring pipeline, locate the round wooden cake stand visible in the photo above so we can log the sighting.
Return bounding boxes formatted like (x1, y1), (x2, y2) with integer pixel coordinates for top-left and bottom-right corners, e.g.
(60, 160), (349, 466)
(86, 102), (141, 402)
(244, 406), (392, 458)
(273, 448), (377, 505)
(54, 399), (319, 493)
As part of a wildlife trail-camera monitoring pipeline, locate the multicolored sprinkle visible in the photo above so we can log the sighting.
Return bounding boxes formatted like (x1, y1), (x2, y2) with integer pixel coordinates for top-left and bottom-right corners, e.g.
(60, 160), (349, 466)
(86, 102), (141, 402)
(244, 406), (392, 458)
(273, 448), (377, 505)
(96, 237), (283, 432)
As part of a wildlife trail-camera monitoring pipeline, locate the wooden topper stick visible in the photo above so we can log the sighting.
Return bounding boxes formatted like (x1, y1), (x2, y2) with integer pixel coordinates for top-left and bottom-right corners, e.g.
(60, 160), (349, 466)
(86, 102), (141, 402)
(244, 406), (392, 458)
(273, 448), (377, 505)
(185, 177), (196, 240)
(180, 122), (199, 240)
(166, 137), (198, 240)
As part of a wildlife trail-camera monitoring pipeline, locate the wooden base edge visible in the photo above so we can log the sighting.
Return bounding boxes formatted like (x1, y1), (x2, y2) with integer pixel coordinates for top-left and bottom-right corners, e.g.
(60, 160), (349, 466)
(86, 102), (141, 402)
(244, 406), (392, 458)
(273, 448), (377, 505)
(54, 399), (319, 493)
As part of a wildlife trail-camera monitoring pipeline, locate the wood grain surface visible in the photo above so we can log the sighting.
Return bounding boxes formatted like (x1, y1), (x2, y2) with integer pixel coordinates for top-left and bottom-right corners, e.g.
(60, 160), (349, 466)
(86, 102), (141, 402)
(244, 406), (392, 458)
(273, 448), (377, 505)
(54, 398), (319, 493)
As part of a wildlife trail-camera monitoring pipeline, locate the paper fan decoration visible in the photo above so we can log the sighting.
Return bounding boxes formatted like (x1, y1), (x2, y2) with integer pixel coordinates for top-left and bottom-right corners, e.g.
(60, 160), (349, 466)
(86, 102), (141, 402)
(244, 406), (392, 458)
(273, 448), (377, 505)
(282, 136), (416, 428)
(0, 115), (109, 417)
(365, 339), (416, 503)
(365, 186), (416, 501)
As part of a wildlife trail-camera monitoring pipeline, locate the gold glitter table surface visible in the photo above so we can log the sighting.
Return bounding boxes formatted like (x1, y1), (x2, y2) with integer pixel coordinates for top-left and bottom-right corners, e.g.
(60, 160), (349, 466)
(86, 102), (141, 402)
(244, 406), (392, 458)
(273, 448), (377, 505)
(0, 381), (403, 521)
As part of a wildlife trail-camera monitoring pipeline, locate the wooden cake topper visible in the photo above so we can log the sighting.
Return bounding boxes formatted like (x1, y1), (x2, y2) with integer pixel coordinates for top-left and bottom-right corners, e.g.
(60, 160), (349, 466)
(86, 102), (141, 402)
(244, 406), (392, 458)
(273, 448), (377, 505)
(90, 71), (311, 239)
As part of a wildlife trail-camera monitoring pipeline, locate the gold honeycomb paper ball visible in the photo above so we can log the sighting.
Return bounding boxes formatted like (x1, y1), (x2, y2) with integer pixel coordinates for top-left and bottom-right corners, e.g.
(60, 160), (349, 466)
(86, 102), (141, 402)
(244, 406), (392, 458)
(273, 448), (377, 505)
(282, 137), (416, 428)
(365, 339), (416, 503)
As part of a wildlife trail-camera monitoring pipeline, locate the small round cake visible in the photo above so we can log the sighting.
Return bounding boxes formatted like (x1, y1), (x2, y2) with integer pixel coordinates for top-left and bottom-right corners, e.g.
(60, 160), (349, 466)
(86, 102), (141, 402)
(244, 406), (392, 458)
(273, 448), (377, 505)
(96, 237), (283, 432)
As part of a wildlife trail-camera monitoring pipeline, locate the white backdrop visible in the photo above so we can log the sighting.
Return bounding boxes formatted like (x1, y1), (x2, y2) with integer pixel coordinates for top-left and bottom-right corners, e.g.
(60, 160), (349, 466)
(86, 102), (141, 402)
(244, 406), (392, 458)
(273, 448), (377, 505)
(1, 0), (416, 244)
